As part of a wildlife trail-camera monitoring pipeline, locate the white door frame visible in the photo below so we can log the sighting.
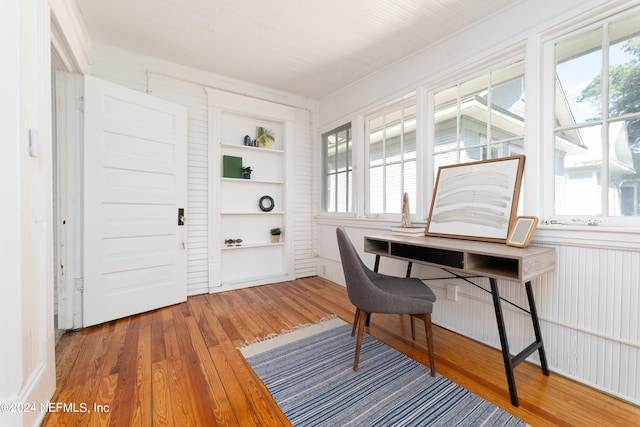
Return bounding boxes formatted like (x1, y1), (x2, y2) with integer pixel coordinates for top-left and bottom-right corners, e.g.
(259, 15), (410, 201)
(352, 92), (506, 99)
(53, 70), (84, 330)
(51, 0), (90, 332)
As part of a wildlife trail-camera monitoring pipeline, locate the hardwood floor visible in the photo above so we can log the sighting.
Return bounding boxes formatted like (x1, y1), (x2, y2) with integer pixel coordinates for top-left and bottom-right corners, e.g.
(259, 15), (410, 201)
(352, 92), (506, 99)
(43, 277), (639, 426)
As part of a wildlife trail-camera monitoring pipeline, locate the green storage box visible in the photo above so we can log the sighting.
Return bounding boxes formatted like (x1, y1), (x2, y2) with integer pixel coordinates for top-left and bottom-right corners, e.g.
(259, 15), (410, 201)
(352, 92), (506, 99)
(223, 155), (243, 178)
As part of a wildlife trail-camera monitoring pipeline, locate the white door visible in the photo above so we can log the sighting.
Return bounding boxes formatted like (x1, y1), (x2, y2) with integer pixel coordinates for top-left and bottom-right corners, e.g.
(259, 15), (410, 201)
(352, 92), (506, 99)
(83, 75), (187, 327)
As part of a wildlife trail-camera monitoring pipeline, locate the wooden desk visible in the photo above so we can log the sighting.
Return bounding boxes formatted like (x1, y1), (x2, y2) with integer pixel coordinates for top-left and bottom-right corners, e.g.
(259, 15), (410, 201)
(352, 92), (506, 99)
(364, 234), (556, 407)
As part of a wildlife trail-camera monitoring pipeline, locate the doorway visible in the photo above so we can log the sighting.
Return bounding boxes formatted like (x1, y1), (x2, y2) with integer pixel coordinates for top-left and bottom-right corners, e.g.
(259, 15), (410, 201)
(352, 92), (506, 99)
(51, 65), (83, 334)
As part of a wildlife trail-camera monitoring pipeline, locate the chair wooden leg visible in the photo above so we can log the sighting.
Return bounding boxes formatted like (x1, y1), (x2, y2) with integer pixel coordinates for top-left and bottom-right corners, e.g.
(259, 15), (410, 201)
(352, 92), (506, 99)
(424, 313), (435, 376)
(410, 315), (416, 340)
(351, 308), (360, 337)
(353, 310), (367, 371)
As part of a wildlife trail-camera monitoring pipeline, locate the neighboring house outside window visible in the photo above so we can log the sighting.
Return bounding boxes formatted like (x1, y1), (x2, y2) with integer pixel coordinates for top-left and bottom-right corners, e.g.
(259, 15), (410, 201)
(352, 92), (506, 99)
(553, 11), (640, 219)
(366, 100), (417, 215)
(322, 123), (353, 213)
(433, 60), (526, 179)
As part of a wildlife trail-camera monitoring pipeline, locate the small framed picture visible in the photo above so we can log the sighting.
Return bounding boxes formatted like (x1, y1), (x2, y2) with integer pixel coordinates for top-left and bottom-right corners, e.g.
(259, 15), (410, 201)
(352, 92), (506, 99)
(506, 216), (539, 248)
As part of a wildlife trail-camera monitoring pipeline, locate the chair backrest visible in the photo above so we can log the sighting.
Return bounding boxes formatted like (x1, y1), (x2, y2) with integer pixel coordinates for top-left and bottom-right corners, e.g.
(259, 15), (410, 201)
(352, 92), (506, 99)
(336, 227), (434, 316)
(336, 227), (382, 309)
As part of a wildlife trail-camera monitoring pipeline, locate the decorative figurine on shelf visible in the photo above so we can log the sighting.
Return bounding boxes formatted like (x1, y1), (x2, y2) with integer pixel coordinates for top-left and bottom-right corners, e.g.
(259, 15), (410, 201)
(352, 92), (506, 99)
(224, 238), (243, 247)
(401, 192), (411, 228)
(242, 166), (252, 179)
(243, 135), (251, 146)
(270, 228), (281, 243)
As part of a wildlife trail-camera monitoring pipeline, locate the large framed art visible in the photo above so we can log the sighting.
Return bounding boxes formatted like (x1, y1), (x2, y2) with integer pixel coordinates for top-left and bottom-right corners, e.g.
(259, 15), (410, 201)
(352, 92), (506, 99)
(426, 155), (525, 243)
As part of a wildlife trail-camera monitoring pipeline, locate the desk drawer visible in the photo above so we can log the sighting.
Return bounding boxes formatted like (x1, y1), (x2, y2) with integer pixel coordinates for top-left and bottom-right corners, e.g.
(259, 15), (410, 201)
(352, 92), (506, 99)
(390, 243), (463, 268)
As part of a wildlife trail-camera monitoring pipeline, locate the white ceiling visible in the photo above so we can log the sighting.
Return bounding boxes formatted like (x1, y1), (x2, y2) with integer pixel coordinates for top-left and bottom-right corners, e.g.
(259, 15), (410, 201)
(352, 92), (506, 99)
(75, 0), (520, 99)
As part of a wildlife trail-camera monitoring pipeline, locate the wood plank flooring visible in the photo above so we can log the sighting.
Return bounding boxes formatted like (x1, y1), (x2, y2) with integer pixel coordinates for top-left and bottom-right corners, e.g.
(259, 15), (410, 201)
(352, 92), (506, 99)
(42, 277), (640, 426)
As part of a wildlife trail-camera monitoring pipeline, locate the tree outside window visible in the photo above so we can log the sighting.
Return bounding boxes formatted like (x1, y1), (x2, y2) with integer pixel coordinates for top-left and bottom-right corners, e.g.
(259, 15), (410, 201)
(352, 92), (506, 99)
(554, 12), (640, 218)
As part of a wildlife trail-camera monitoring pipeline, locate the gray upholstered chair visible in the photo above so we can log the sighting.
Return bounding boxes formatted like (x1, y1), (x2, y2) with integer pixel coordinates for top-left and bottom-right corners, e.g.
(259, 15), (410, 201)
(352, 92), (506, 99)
(336, 227), (437, 376)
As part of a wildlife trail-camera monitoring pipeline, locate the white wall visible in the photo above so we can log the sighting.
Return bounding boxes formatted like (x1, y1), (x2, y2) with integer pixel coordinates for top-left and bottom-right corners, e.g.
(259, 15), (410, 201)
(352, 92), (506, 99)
(316, 0), (640, 406)
(0, 1), (56, 426)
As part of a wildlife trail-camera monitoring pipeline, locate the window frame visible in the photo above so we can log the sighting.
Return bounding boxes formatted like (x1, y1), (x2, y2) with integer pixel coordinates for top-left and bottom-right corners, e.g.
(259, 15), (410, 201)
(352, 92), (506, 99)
(429, 58), (527, 216)
(431, 60), (526, 165)
(321, 122), (354, 214)
(364, 98), (418, 219)
(543, 6), (640, 227)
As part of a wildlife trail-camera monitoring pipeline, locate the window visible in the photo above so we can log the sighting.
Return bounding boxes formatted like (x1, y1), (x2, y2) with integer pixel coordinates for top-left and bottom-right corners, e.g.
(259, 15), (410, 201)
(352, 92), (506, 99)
(433, 60), (526, 179)
(322, 123), (352, 213)
(553, 11), (640, 218)
(367, 101), (416, 215)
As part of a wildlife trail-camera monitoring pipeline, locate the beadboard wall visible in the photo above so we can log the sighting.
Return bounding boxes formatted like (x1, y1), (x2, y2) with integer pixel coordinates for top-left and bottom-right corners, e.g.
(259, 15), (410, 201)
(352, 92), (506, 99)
(86, 42), (318, 295)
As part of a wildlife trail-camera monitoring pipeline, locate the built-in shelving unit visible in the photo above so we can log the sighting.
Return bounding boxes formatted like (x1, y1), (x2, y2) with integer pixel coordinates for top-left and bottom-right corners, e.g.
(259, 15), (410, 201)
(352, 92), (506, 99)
(206, 92), (297, 289)
(207, 87), (296, 291)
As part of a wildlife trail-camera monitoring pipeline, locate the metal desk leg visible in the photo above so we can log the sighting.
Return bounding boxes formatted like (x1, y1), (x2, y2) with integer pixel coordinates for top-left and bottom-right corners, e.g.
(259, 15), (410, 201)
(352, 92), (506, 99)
(526, 281), (550, 376)
(489, 278), (519, 407)
(406, 261), (413, 278)
(490, 279), (550, 406)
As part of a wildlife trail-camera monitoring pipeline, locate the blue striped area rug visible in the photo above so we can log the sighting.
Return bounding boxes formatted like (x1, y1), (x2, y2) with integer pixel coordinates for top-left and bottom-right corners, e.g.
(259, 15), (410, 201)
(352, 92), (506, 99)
(240, 317), (526, 426)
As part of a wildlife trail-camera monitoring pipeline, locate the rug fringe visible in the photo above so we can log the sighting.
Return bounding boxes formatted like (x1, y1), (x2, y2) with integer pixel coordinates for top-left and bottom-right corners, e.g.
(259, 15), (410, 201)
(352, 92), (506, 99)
(238, 314), (338, 348)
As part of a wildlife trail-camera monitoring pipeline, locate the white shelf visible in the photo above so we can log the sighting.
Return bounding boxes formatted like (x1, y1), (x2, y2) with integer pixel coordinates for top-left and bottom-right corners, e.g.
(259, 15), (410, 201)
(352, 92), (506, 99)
(221, 242), (284, 250)
(221, 211), (285, 215)
(220, 142), (284, 154)
(221, 177), (284, 185)
(221, 272), (291, 290)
